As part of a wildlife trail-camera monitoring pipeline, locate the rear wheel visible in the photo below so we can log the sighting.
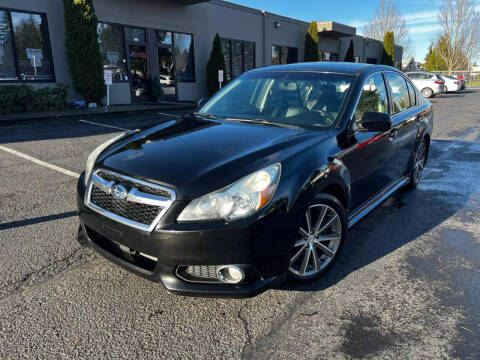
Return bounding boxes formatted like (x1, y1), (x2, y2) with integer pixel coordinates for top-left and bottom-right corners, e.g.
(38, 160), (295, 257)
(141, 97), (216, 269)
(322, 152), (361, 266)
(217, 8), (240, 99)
(421, 88), (433, 98)
(288, 195), (347, 282)
(409, 138), (428, 188)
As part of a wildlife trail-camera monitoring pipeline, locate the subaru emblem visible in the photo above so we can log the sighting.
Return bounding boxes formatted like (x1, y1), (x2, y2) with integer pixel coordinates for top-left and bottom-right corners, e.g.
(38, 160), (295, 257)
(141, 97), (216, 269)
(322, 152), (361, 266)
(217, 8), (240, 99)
(111, 184), (128, 200)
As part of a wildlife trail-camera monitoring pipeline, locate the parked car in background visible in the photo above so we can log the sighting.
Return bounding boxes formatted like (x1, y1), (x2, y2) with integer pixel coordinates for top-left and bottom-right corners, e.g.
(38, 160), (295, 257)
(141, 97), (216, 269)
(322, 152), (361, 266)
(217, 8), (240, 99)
(436, 74), (461, 92)
(77, 63), (433, 297)
(406, 72), (445, 98)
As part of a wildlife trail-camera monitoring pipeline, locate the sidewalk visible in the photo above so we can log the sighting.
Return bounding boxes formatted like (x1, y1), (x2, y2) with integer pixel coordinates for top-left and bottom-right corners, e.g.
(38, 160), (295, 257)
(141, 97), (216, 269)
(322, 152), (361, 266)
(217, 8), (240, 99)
(0, 102), (195, 125)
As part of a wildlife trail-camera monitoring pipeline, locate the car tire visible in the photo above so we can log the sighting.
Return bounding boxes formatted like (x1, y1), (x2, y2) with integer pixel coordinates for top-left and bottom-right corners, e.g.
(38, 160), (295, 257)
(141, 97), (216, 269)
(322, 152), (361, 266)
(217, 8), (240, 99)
(288, 194), (347, 283)
(408, 137), (428, 188)
(421, 88), (433, 98)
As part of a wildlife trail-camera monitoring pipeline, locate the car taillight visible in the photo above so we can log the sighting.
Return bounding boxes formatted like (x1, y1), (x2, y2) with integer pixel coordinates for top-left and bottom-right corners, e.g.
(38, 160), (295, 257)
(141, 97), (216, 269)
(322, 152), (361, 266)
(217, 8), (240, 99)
(434, 80), (443, 84)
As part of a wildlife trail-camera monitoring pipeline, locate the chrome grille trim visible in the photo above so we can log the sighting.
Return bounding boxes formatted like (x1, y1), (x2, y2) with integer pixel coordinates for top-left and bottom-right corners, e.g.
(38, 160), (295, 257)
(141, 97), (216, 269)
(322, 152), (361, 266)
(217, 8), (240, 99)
(85, 168), (176, 232)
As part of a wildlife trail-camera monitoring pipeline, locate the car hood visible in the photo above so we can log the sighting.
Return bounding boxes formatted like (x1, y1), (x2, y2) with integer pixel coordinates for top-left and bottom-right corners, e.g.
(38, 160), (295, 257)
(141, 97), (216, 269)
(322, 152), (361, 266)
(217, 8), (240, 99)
(98, 115), (329, 199)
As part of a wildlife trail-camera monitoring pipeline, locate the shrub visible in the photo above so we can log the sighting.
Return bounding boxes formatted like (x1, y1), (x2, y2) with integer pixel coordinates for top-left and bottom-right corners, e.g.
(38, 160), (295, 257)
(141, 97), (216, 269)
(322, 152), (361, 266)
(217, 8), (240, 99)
(381, 31), (395, 66)
(206, 33), (227, 95)
(63, 0), (105, 104)
(0, 83), (69, 115)
(304, 21), (320, 62)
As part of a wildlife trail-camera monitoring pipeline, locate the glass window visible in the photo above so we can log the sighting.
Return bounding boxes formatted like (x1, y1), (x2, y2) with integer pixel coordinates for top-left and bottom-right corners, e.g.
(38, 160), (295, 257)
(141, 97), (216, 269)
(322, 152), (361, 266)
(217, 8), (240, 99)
(97, 23), (128, 81)
(155, 30), (172, 45)
(386, 73), (410, 113)
(272, 45), (298, 65)
(243, 41), (255, 71)
(355, 73), (389, 121)
(272, 45), (281, 65)
(174, 33), (194, 82)
(231, 40), (242, 78)
(221, 38), (232, 81)
(0, 10), (17, 80)
(407, 81), (417, 107)
(11, 12), (53, 81)
(330, 53), (339, 61)
(200, 71), (354, 130)
(125, 27), (145, 44)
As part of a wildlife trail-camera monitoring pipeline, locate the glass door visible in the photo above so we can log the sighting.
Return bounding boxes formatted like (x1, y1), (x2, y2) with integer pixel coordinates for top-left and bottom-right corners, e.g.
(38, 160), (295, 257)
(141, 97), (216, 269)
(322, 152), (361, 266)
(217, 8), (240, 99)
(125, 27), (151, 102)
(155, 30), (177, 101)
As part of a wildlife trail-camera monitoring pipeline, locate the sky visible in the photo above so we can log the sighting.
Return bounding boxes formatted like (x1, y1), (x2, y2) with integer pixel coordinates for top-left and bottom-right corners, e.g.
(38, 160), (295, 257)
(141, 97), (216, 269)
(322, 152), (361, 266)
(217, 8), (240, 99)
(226, 0), (480, 63)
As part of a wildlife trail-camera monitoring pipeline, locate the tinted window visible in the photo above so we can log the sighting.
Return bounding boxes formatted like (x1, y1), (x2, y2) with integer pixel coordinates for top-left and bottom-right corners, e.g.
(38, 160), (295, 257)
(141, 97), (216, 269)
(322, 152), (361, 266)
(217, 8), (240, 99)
(200, 71), (354, 130)
(407, 81), (416, 107)
(221, 39), (255, 81)
(174, 33), (195, 82)
(386, 73), (410, 113)
(272, 45), (298, 65)
(355, 73), (389, 121)
(0, 10), (17, 80)
(11, 12), (53, 81)
(97, 23), (128, 81)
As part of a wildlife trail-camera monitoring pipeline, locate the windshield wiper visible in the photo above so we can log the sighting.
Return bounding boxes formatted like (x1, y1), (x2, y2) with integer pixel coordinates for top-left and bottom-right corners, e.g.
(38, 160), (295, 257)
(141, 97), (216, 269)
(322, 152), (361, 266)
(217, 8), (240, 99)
(196, 112), (218, 120)
(224, 117), (301, 129)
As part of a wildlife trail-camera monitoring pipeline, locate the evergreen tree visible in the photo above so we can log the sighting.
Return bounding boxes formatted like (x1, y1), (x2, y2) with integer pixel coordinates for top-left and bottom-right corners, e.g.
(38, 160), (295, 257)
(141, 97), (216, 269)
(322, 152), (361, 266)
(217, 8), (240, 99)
(344, 40), (355, 62)
(304, 21), (319, 62)
(63, 0), (105, 104)
(381, 31), (395, 66)
(206, 33), (227, 95)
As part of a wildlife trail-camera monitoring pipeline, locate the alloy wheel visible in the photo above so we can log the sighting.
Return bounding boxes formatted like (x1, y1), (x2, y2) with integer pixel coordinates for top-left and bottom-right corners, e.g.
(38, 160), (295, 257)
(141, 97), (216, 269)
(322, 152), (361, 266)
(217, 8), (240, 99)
(289, 204), (342, 277)
(413, 140), (427, 184)
(422, 88), (432, 98)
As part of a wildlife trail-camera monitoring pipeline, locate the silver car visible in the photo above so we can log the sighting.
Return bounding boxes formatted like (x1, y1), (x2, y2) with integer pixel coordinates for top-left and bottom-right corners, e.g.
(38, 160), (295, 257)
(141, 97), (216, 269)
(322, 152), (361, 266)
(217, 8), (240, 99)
(436, 74), (461, 92)
(406, 72), (445, 98)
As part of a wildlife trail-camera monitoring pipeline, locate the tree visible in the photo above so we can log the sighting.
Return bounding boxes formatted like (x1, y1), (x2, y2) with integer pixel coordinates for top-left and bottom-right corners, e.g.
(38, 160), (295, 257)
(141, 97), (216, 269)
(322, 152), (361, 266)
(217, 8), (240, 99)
(304, 21), (319, 62)
(437, 0), (480, 72)
(344, 40), (355, 62)
(63, 0), (105, 104)
(206, 33), (227, 95)
(424, 42), (447, 72)
(364, 0), (413, 60)
(381, 31), (395, 66)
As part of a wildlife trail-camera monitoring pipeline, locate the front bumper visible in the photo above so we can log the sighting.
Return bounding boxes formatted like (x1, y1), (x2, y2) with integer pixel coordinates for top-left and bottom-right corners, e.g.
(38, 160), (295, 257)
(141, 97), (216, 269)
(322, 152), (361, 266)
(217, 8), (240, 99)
(77, 174), (298, 298)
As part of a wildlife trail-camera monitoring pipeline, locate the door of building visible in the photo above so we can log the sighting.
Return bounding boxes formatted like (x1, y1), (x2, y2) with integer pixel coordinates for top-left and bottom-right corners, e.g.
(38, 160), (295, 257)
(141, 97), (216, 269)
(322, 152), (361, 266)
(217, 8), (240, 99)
(125, 27), (151, 102)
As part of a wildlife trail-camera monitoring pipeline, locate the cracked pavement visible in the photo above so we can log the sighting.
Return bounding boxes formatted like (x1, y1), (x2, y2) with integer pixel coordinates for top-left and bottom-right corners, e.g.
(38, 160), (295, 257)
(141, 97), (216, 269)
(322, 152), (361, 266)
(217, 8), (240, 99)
(0, 91), (479, 359)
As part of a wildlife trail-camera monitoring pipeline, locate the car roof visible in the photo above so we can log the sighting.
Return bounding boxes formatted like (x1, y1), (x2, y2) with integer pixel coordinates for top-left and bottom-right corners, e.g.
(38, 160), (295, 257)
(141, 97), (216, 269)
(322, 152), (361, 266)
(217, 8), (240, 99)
(252, 62), (402, 76)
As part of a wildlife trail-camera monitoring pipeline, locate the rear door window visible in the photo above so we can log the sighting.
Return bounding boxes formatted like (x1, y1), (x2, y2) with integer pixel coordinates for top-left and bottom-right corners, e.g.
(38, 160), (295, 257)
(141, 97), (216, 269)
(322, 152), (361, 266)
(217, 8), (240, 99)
(386, 73), (410, 114)
(407, 82), (417, 107)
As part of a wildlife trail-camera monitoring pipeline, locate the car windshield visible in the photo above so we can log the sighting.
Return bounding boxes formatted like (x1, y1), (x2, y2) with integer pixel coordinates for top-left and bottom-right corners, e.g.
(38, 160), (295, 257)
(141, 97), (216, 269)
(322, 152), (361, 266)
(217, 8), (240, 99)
(199, 71), (355, 130)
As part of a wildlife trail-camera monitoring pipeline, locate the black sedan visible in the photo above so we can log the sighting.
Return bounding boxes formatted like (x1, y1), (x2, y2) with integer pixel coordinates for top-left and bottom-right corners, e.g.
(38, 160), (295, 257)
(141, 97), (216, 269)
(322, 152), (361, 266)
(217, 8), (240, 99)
(77, 62), (433, 297)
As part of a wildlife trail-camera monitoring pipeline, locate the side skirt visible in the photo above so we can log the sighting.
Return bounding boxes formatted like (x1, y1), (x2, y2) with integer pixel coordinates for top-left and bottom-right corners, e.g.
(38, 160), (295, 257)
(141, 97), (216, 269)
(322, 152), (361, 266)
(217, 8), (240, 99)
(348, 176), (410, 229)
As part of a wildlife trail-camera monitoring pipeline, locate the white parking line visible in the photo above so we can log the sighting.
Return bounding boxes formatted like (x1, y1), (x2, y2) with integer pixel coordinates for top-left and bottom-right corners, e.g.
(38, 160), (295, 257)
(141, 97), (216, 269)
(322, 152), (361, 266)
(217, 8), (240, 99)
(157, 112), (181, 117)
(0, 145), (80, 178)
(78, 119), (130, 131)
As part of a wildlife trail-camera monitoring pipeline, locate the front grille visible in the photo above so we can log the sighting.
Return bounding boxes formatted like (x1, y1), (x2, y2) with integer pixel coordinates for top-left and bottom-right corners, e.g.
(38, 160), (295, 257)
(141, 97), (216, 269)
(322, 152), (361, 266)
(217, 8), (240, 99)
(86, 169), (176, 231)
(90, 186), (162, 225)
(96, 171), (172, 198)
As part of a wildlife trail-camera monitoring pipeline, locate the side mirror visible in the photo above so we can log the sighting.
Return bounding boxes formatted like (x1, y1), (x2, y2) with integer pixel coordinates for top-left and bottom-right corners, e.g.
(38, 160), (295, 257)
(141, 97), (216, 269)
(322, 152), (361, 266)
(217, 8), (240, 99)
(195, 97), (208, 112)
(359, 111), (392, 132)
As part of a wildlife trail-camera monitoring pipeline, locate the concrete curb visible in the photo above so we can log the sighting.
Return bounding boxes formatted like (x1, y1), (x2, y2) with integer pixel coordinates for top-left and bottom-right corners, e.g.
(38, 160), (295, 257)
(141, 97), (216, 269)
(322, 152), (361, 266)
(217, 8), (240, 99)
(0, 103), (195, 126)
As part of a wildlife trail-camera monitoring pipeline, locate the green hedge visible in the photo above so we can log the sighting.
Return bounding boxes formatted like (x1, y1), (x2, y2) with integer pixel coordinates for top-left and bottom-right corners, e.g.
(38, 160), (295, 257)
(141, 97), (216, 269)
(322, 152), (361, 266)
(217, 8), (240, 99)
(0, 84), (68, 115)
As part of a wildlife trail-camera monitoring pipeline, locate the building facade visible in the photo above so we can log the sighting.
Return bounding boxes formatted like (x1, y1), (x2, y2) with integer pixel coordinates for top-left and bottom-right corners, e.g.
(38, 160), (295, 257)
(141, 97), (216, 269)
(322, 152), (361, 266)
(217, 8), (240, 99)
(0, 0), (403, 105)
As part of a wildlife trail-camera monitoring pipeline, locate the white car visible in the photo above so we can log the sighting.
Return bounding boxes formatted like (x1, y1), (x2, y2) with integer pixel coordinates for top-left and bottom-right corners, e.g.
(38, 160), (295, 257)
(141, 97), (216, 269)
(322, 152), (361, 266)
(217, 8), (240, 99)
(436, 74), (461, 93)
(406, 72), (445, 98)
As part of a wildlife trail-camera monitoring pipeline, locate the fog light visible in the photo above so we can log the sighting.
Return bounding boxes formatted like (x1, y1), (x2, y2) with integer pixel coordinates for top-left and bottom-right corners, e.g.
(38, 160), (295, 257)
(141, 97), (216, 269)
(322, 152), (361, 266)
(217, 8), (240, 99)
(217, 265), (245, 284)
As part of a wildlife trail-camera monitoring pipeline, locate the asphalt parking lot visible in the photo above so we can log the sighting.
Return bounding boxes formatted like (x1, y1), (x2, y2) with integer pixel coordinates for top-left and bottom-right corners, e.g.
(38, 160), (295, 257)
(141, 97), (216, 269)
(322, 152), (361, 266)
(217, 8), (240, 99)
(1, 90), (479, 359)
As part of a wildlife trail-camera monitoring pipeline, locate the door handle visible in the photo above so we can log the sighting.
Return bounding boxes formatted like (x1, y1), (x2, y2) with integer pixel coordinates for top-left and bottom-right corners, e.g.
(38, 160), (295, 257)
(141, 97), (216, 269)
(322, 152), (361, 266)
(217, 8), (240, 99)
(389, 129), (398, 142)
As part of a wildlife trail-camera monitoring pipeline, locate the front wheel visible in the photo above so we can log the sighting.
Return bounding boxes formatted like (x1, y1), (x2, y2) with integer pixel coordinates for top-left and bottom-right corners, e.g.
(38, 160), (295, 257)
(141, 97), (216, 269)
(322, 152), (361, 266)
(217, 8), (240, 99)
(288, 195), (347, 282)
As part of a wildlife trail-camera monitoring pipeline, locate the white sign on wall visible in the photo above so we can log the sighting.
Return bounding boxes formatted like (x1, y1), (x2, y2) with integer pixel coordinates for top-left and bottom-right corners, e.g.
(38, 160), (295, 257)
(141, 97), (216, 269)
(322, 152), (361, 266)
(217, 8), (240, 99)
(218, 70), (224, 83)
(26, 48), (43, 67)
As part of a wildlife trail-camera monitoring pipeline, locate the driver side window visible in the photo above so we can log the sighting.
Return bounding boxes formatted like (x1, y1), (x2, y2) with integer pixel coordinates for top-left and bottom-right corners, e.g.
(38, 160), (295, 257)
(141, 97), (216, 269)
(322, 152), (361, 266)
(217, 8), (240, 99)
(354, 73), (389, 122)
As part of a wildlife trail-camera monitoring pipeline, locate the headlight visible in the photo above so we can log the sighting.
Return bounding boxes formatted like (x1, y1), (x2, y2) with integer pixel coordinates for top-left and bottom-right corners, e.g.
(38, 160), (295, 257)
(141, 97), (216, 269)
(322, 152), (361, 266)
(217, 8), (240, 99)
(84, 132), (130, 186)
(177, 163), (281, 222)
